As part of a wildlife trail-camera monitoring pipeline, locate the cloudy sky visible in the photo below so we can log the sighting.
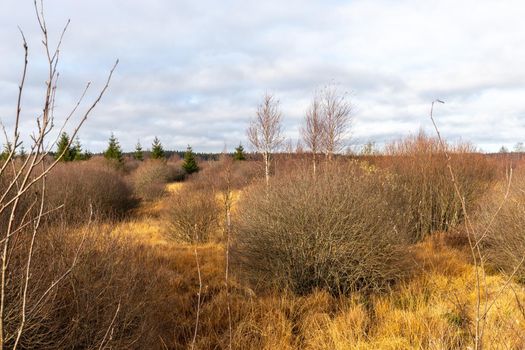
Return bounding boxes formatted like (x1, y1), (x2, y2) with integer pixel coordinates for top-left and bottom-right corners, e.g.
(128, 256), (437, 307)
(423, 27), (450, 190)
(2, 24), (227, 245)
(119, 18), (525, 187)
(1, 0), (524, 153)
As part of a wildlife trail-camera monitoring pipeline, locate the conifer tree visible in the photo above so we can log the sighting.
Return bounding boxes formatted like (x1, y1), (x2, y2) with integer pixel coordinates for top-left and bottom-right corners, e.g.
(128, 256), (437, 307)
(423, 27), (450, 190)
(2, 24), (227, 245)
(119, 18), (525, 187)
(233, 143), (246, 161)
(72, 137), (83, 160)
(103, 133), (123, 162)
(182, 145), (199, 174)
(151, 136), (165, 159)
(0, 142), (13, 161)
(134, 140), (144, 161)
(19, 145), (27, 160)
(55, 132), (74, 161)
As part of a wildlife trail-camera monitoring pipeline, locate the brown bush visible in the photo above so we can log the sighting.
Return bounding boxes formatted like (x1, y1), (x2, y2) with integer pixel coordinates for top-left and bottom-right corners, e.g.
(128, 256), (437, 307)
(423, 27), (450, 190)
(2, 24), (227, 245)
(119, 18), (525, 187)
(232, 161), (411, 296)
(131, 159), (181, 201)
(478, 170), (525, 282)
(165, 186), (221, 243)
(378, 131), (496, 242)
(189, 157), (260, 192)
(2, 220), (189, 349)
(45, 159), (135, 224)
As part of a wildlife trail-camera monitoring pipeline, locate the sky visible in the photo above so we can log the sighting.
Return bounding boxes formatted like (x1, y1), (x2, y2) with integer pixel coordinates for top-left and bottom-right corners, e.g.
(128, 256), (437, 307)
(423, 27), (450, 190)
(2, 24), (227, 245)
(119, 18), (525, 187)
(1, 0), (524, 153)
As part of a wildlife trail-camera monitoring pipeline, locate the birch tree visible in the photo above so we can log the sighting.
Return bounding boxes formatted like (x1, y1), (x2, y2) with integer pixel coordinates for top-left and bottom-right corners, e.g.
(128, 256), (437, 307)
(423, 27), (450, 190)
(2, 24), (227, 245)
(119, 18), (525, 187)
(247, 93), (284, 187)
(319, 85), (352, 161)
(301, 95), (323, 175)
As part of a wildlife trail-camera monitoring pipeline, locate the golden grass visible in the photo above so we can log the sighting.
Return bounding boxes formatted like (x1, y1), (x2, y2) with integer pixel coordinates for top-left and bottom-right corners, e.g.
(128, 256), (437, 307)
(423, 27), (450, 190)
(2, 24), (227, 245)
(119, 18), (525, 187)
(166, 181), (184, 193)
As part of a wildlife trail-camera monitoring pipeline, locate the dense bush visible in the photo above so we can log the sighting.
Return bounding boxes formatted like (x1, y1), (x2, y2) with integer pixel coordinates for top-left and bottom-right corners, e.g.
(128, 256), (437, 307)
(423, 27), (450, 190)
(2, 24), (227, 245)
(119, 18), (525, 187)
(379, 131), (496, 242)
(189, 156), (261, 192)
(46, 159), (134, 223)
(232, 162), (411, 296)
(131, 159), (184, 201)
(165, 185), (221, 243)
(478, 170), (525, 282)
(3, 223), (170, 349)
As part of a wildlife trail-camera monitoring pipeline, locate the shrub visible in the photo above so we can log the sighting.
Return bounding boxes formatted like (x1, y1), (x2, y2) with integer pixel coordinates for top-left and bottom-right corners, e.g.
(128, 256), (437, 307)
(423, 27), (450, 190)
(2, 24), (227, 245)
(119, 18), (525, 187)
(232, 161), (411, 296)
(44, 159), (134, 224)
(189, 156), (260, 192)
(131, 159), (172, 201)
(4, 223), (165, 349)
(166, 161), (186, 182)
(478, 170), (525, 282)
(380, 131), (495, 242)
(165, 186), (221, 243)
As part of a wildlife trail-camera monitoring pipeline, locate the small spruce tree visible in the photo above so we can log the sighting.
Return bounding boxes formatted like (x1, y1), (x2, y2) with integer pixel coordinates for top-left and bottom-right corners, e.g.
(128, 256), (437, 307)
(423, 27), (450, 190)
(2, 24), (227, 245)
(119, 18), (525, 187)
(182, 145), (199, 174)
(72, 137), (84, 161)
(19, 145), (27, 160)
(103, 133), (123, 162)
(56, 132), (74, 161)
(233, 143), (246, 161)
(0, 142), (13, 161)
(134, 140), (144, 161)
(151, 136), (165, 159)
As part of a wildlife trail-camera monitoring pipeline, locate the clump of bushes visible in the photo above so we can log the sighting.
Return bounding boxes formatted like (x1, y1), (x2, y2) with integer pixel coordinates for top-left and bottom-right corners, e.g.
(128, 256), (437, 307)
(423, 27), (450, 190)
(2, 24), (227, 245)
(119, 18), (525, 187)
(131, 159), (184, 201)
(478, 169), (525, 282)
(380, 131), (495, 242)
(4, 223), (169, 349)
(46, 159), (134, 223)
(232, 162), (411, 296)
(165, 185), (221, 243)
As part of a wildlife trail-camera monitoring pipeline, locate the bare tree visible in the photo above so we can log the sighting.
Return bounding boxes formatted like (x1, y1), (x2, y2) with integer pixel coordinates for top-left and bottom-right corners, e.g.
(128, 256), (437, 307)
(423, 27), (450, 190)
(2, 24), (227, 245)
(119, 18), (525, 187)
(247, 93), (284, 187)
(301, 95), (323, 175)
(0, 1), (117, 347)
(319, 85), (352, 161)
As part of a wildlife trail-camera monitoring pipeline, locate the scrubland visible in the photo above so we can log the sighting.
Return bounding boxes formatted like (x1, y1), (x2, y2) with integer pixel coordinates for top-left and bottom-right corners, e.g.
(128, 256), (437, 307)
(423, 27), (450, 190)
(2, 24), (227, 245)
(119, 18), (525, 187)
(3, 133), (525, 349)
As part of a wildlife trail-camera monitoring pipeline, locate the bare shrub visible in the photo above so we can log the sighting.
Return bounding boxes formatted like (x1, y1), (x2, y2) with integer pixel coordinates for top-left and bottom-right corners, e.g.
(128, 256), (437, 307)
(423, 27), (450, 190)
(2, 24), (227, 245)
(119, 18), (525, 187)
(165, 186), (221, 243)
(2, 222), (169, 349)
(189, 158), (260, 192)
(232, 161), (411, 296)
(380, 130), (495, 242)
(478, 169), (525, 282)
(131, 159), (172, 201)
(45, 160), (134, 223)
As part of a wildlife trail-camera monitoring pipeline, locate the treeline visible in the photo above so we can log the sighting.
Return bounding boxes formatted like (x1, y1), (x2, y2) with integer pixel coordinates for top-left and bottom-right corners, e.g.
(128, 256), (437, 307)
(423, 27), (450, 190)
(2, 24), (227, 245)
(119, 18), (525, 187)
(30, 132), (249, 163)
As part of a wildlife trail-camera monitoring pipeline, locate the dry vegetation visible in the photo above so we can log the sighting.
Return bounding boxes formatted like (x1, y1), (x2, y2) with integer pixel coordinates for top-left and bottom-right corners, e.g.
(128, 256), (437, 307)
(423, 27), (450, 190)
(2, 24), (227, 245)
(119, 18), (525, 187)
(5, 148), (525, 349)
(3, 4), (525, 349)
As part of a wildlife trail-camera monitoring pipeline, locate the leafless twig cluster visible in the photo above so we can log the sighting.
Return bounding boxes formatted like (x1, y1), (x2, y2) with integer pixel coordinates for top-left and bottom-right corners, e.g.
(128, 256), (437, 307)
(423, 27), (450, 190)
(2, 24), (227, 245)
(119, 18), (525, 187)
(0, 1), (117, 347)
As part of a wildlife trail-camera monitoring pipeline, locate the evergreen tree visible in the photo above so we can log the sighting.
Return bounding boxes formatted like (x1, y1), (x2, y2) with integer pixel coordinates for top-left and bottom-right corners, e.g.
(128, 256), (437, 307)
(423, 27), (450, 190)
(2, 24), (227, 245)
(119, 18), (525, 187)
(233, 143), (246, 161)
(19, 145), (27, 160)
(56, 132), (74, 161)
(83, 150), (93, 160)
(182, 145), (199, 174)
(151, 136), (165, 159)
(134, 140), (144, 161)
(72, 137), (84, 161)
(0, 142), (13, 161)
(103, 133), (123, 162)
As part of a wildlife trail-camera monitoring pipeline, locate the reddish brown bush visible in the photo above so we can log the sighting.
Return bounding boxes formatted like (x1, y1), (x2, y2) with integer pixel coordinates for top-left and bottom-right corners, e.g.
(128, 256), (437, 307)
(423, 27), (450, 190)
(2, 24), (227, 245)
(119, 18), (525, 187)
(165, 185), (221, 243)
(46, 159), (135, 223)
(233, 161), (411, 296)
(478, 169), (525, 282)
(377, 131), (496, 241)
(132, 159), (185, 201)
